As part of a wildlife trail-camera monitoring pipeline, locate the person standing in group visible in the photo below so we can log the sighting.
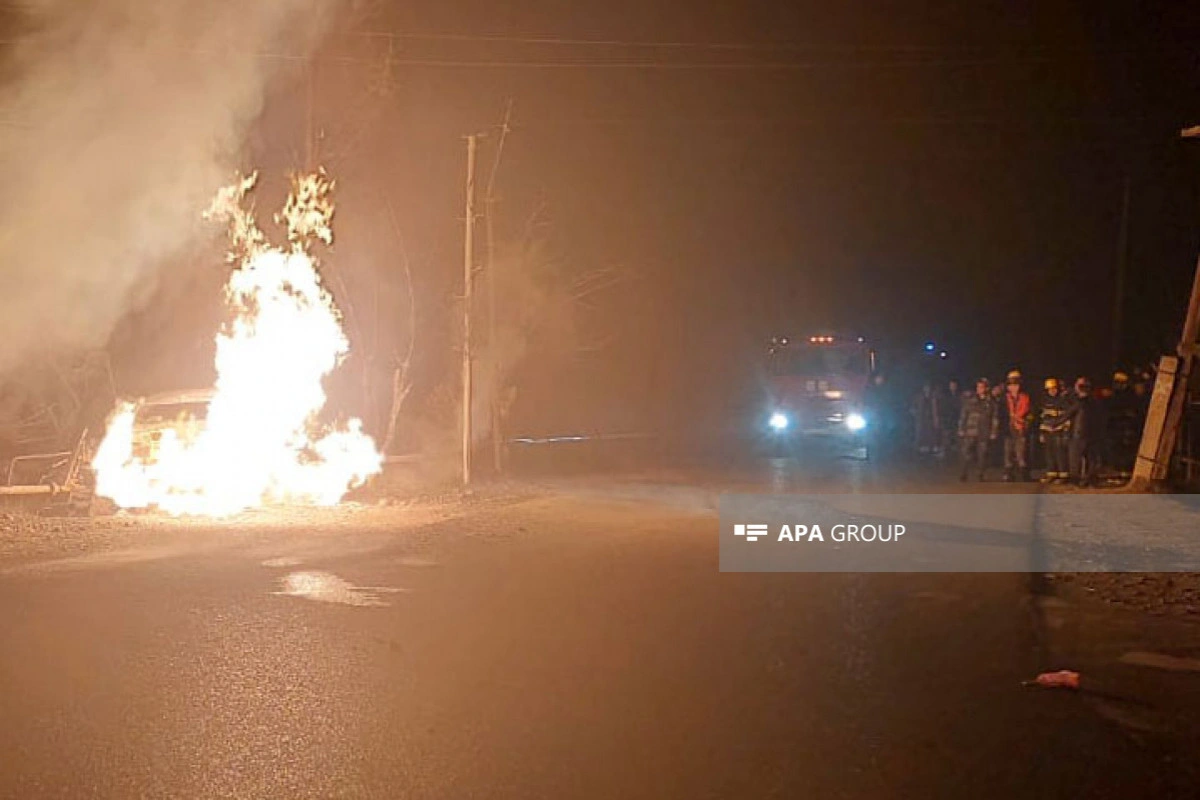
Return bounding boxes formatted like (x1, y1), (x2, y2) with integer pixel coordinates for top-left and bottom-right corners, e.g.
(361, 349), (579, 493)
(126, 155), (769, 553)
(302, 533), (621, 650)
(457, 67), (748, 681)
(864, 372), (895, 454)
(940, 379), (962, 458)
(1038, 377), (1070, 483)
(958, 378), (1000, 481)
(1132, 370), (1152, 414)
(990, 382), (1005, 401)
(1002, 370), (1033, 481)
(912, 382), (941, 455)
(1063, 377), (1101, 487)
(988, 382), (1008, 470)
(1105, 371), (1140, 475)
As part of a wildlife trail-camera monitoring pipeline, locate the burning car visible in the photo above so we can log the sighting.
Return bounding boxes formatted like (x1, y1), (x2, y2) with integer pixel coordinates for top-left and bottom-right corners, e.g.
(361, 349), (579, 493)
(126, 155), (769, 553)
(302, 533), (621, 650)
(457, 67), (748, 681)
(90, 172), (382, 517)
(127, 389), (215, 463)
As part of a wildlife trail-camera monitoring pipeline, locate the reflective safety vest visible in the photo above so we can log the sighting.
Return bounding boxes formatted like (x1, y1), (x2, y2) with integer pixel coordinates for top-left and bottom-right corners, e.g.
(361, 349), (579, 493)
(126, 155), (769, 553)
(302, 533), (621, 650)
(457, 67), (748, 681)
(1005, 391), (1032, 434)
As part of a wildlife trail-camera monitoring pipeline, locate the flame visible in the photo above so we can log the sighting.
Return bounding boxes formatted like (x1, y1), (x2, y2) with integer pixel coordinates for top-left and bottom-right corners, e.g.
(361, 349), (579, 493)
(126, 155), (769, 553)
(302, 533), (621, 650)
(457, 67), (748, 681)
(92, 171), (382, 516)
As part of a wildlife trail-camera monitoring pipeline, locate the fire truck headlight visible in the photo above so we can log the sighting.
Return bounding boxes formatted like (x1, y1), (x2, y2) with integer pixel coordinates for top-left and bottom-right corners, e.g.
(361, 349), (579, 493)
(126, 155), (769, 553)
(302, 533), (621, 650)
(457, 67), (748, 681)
(768, 412), (790, 432)
(845, 413), (867, 432)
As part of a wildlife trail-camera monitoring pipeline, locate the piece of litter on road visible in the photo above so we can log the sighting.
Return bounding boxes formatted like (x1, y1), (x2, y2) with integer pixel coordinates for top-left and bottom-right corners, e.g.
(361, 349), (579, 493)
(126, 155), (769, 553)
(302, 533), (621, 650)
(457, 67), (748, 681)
(1023, 670), (1081, 690)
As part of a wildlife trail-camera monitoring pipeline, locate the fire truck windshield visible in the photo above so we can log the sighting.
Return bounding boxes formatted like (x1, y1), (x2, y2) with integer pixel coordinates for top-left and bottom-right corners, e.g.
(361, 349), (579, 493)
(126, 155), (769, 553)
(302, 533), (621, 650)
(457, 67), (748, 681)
(769, 345), (871, 378)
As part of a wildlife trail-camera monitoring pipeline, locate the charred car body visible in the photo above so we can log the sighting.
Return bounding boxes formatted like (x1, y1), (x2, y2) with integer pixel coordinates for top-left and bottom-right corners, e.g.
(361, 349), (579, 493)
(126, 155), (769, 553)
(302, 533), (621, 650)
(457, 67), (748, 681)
(129, 389), (214, 462)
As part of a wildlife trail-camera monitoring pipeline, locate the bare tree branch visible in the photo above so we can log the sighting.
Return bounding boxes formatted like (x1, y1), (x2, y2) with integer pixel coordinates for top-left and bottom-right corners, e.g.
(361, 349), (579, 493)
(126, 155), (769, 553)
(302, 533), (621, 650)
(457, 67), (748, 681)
(381, 195), (417, 454)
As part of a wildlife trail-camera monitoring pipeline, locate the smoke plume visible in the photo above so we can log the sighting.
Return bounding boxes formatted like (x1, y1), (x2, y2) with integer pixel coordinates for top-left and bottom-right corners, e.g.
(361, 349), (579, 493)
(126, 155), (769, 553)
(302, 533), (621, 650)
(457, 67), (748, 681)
(0, 0), (339, 376)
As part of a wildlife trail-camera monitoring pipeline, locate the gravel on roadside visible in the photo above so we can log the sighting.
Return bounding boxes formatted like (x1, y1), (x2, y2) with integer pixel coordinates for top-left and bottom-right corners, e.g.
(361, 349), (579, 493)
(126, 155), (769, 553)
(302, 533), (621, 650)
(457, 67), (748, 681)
(1051, 572), (1200, 618)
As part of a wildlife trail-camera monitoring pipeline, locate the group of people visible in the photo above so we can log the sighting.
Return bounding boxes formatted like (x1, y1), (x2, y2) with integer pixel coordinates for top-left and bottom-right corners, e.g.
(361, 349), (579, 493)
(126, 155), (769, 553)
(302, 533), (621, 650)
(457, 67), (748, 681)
(891, 368), (1152, 485)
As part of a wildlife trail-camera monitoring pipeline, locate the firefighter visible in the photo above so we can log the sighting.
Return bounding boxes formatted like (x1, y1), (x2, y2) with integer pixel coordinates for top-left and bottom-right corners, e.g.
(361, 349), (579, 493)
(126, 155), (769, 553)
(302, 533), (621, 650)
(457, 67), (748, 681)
(1132, 369), (1151, 436)
(1063, 377), (1100, 487)
(1105, 370), (1139, 475)
(958, 378), (1000, 481)
(1133, 369), (1151, 404)
(1002, 369), (1033, 481)
(1038, 377), (1070, 483)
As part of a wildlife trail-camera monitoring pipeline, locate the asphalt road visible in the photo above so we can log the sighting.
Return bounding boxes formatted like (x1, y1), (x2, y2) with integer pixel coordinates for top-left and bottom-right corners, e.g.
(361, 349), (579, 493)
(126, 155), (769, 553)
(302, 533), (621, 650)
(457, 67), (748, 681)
(1, 448), (1198, 798)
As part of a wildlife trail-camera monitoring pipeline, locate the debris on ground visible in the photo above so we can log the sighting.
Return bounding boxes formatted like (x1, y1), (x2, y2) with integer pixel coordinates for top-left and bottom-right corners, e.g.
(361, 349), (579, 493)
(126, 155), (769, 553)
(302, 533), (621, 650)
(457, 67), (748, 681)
(0, 511), (92, 536)
(1051, 573), (1200, 618)
(0, 510), (117, 561)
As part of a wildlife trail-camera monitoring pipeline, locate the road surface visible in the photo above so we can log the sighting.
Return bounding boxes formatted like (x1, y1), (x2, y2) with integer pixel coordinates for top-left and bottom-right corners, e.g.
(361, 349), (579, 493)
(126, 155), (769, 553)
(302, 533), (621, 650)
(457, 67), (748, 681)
(1, 447), (1198, 798)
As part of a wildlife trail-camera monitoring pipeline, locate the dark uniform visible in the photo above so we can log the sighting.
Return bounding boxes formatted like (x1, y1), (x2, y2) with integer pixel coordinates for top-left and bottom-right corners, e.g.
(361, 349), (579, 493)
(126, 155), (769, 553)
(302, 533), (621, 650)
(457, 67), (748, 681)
(940, 380), (962, 456)
(1105, 373), (1140, 474)
(958, 381), (1000, 481)
(1062, 378), (1101, 486)
(1038, 379), (1070, 482)
(988, 384), (1007, 469)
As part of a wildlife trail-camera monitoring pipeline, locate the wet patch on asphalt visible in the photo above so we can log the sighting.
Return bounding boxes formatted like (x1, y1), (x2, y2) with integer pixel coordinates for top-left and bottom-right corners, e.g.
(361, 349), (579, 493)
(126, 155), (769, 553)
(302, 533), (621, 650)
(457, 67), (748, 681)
(273, 570), (403, 607)
(261, 556), (303, 567)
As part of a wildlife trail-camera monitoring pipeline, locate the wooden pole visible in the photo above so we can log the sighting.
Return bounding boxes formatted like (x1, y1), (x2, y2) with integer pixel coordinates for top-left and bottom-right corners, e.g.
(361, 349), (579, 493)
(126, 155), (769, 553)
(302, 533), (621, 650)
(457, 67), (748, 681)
(1129, 128), (1200, 487)
(462, 135), (478, 486)
(1179, 251), (1200, 358)
(1132, 254), (1200, 484)
(485, 100), (513, 475)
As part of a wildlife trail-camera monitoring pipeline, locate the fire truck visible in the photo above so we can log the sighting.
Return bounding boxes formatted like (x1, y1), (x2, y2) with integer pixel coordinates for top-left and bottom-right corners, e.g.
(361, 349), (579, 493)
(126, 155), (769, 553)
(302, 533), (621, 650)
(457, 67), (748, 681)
(762, 333), (876, 446)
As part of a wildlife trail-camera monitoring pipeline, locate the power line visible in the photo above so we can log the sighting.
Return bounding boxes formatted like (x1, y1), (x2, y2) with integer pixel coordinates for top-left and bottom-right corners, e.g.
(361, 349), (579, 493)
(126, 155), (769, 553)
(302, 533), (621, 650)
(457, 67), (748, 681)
(0, 50), (1133, 72)
(346, 29), (1145, 57)
(0, 31), (1158, 71)
(335, 32), (1155, 70)
(351, 29), (859, 51)
(508, 113), (1143, 128)
(351, 53), (1134, 70)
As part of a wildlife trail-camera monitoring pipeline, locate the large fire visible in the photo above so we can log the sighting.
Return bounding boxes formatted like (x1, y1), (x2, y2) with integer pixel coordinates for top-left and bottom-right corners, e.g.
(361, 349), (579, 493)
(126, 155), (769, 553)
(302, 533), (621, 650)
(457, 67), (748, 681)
(92, 171), (382, 516)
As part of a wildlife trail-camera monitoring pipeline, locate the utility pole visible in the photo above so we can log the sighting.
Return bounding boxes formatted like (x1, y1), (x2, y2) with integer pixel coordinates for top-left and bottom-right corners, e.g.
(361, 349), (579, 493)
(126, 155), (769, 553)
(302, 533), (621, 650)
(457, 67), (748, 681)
(485, 100), (513, 475)
(1131, 126), (1200, 486)
(1112, 171), (1131, 369)
(462, 134), (479, 486)
(1132, 257), (1200, 485)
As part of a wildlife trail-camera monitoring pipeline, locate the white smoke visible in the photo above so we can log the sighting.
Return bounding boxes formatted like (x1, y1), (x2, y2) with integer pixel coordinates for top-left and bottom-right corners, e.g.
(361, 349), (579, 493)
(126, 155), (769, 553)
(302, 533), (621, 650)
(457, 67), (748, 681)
(0, 0), (340, 375)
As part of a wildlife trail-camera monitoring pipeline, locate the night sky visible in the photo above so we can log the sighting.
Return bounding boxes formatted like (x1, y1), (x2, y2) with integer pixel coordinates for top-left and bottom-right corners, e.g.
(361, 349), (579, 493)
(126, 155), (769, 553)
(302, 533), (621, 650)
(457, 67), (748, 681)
(292, 0), (1200, 429)
(353, 4), (1196, 344)
(19, 0), (1200, 434)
